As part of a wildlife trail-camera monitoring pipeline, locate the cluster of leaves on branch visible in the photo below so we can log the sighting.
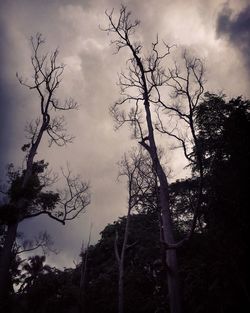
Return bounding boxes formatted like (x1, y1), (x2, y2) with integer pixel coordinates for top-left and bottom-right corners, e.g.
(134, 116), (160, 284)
(0, 161), (55, 223)
(0, 160), (90, 226)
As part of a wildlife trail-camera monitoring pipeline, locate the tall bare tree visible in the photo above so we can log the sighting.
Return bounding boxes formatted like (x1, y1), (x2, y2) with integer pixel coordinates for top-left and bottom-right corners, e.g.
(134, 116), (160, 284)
(115, 148), (156, 313)
(79, 223), (93, 312)
(0, 34), (90, 306)
(104, 7), (183, 313)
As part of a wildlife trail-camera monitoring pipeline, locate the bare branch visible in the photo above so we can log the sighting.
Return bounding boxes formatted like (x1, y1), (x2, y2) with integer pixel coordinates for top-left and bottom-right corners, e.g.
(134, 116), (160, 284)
(57, 166), (90, 222)
(22, 167), (90, 225)
(154, 50), (206, 239)
(15, 231), (56, 255)
(17, 33), (77, 149)
(118, 147), (157, 214)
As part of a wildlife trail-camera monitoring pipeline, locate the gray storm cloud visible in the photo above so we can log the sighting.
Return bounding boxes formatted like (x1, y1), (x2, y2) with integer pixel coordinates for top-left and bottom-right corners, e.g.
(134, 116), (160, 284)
(0, 0), (249, 268)
(216, 3), (250, 75)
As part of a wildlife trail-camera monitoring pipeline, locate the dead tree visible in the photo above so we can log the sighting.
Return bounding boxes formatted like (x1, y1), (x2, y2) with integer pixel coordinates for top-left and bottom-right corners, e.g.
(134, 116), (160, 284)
(155, 51), (205, 236)
(79, 223), (93, 312)
(103, 6), (182, 312)
(115, 148), (156, 313)
(0, 34), (90, 306)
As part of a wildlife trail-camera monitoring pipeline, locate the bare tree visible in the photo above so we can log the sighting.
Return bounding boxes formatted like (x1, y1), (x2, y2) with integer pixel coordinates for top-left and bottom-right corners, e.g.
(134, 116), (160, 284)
(103, 6), (183, 313)
(15, 231), (55, 256)
(155, 50), (205, 237)
(79, 223), (93, 312)
(0, 34), (90, 306)
(114, 147), (156, 313)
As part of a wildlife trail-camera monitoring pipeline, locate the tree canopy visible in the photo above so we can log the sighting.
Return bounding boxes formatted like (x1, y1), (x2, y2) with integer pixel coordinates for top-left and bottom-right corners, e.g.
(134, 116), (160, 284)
(6, 92), (250, 312)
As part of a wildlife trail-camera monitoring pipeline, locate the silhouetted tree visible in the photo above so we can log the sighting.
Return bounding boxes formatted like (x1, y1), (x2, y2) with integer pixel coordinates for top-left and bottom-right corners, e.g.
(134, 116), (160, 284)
(14, 257), (79, 313)
(171, 93), (250, 312)
(0, 34), (90, 309)
(103, 6), (197, 312)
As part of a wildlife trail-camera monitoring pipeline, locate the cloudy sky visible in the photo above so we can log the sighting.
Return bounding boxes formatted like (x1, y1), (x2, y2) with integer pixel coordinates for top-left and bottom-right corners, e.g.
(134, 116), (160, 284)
(1, 0), (249, 268)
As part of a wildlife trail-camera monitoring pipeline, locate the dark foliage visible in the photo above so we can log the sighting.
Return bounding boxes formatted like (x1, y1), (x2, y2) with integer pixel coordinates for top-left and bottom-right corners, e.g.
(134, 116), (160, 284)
(178, 93), (250, 313)
(0, 161), (59, 224)
(85, 213), (167, 313)
(3, 93), (250, 312)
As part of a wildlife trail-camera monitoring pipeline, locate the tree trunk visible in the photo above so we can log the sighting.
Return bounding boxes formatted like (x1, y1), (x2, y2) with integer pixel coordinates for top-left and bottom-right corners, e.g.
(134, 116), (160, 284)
(115, 204), (132, 313)
(142, 97), (182, 313)
(0, 222), (18, 309)
(79, 228), (91, 313)
(0, 124), (45, 303)
(166, 250), (181, 313)
(156, 159), (182, 313)
(118, 262), (124, 313)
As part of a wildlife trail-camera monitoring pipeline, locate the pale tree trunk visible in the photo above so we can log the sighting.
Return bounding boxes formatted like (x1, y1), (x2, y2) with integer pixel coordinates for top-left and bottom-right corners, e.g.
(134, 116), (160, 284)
(118, 261), (125, 313)
(79, 224), (92, 312)
(158, 166), (181, 313)
(115, 204), (132, 313)
(151, 157), (182, 313)
(141, 99), (182, 313)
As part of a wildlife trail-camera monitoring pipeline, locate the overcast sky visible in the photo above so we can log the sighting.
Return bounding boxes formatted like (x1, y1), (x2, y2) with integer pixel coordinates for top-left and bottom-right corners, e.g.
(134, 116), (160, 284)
(1, 0), (249, 268)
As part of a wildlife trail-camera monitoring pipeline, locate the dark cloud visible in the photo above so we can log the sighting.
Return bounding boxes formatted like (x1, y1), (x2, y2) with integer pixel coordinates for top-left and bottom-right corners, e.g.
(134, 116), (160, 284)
(216, 4), (250, 73)
(0, 11), (17, 173)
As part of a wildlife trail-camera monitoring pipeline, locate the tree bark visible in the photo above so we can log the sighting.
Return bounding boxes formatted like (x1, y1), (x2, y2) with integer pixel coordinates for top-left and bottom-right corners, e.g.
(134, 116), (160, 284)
(118, 261), (125, 313)
(141, 91), (182, 313)
(154, 162), (181, 313)
(149, 141), (182, 313)
(136, 65), (182, 312)
(115, 204), (132, 313)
